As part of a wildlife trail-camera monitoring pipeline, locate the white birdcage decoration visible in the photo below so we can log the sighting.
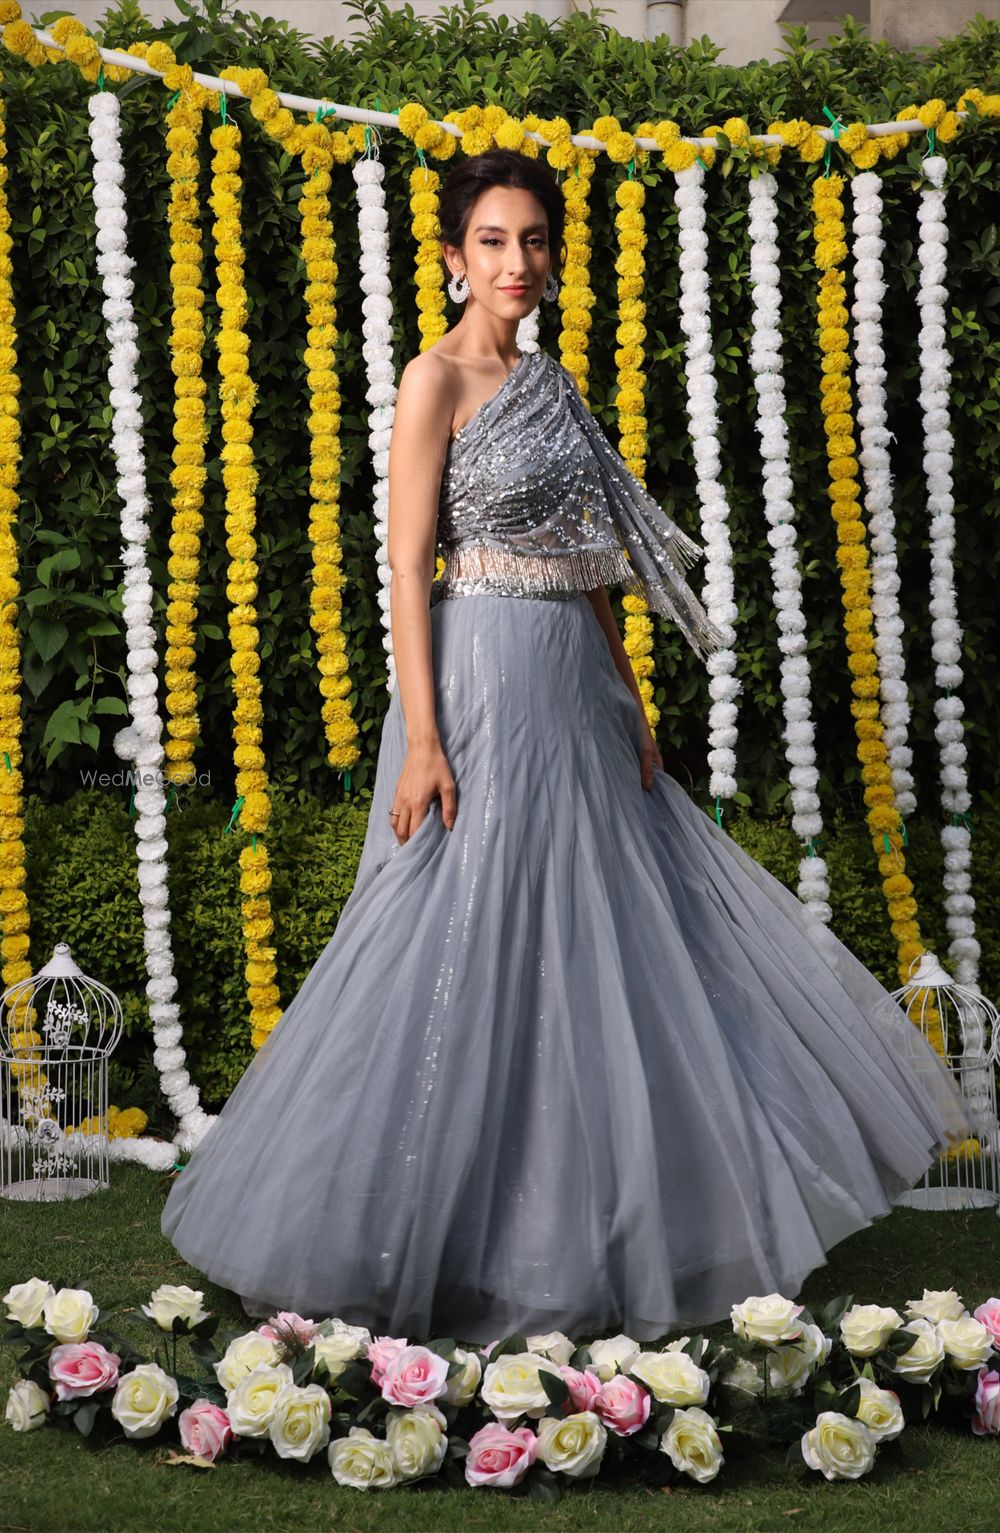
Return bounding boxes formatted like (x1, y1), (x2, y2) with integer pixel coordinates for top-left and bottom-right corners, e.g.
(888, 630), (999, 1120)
(0, 942), (124, 1202)
(883, 952), (1000, 1213)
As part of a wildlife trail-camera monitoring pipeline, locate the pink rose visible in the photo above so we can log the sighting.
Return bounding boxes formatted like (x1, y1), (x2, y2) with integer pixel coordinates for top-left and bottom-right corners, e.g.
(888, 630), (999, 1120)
(48, 1342), (121, 1400)
(465, 1421), (538, 1488)
(595, 1373), (652, 1436)
(973, 1299), (1000, 1350)
(380, 1344), (450, 1407)
(258, 1312), (320, 1346)
(178, 1399), (235, 1461)
(559, 1364), (602, 1412)
(972, 1367), (1000, 1436)
(366, 1335), (408, 1387)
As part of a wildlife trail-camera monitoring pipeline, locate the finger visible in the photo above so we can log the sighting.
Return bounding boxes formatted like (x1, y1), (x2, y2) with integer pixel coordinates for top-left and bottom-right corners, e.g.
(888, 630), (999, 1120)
(440, 781), (457, 829)
(395, 809), (411, 844)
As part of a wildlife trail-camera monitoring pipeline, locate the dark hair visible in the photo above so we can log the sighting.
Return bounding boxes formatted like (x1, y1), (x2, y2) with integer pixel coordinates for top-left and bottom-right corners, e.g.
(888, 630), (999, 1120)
(438, 149), (566, 279)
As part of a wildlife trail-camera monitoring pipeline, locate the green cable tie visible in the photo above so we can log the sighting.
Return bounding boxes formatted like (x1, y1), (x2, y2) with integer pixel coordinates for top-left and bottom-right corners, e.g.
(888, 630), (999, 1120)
(220, 89), (228, 124)
(627, 157), (635, 180)
(165, 89), (181, 112)
(901, 820), (909, 847)
(696, 154), (709, 172)
(822, 142), (832, 178)
(165, 785), (177, 814)
(928, 126), (936, 157)
(171, 1161), (186, 1172)
(97, 67), (105, 92)
(224, 794), (245, 834)
(343, 768), (352, 792)
(714, 795), (723, 828)
(2, 752), (10, 771)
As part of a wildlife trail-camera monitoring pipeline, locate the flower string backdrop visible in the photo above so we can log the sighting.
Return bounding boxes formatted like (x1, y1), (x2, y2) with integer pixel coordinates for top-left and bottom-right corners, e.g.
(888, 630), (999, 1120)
(0, 2), (992, 1166)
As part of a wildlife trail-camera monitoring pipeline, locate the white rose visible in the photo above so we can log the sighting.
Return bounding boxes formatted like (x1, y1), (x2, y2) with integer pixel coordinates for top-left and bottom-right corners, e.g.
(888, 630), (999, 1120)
(587, 1333), (640, 1383)
(767, 1323), (832, 1394)
(226, 1363), (295, 1437)
(5, 1378), (50, 1431)
(214, 1331), (283, 1392)
(141, 1283), (209, 1332)
(839, 1304), (902, 1357)
(326, 1318), (372, 1349)
(730, 1293), (803, 1345)
(525, 1331), (575, 1366)
(480, 1352), (553, 1422)
(890, 1318), (945, 1383)
(937, 1315), (995, 1370)
(665, 1335), (710, 1361)
(386, 1405), (448, 1481)
(801, 1410), (878, 1480)
(110, 1363), (179, 1439)
(3, 1278), (55, 1329)
(42, 1288), (100, 1345)
(442, 1346), (482, 1406)
(720, 1357), (764, 1395)
(905, 1287), (966, 1324)
(855, 1378), (904, 1442)
(660, 1406), (724, 1483)
(328, 1425), (397, 1488)
(630, 1350), (710, 1406)
(313, 1331), (365, 1382)
(536, 1410), (607, 1477)
(268, 1382), (332, 1461)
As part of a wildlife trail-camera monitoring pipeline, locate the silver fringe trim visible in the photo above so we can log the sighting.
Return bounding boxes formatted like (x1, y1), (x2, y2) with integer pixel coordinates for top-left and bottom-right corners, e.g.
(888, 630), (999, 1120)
(438, 542), (728, 664)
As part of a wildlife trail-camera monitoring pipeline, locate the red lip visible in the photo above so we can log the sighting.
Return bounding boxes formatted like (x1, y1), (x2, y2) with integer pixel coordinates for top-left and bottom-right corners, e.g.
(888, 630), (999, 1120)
(500, 286), (529, 293)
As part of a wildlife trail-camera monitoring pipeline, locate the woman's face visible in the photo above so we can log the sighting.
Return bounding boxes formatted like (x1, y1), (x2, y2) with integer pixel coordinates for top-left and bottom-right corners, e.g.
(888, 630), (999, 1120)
(446, 184), (552, 316)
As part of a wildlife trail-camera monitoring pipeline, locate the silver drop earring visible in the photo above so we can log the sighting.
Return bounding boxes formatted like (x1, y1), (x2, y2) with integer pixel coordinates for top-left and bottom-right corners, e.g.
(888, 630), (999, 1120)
(543, 272), (559, 303)
(448, 270), (469, 303)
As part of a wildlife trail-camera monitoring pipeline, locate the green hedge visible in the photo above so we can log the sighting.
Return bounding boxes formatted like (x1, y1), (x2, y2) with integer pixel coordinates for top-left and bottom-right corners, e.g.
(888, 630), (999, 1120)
(22, 786), (1000, 1120)
(0, 0), (996, 820)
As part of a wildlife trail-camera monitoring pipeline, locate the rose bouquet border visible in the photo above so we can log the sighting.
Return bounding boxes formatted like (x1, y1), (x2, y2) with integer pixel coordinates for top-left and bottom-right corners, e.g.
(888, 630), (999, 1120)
(4, 1278), (998, 1494)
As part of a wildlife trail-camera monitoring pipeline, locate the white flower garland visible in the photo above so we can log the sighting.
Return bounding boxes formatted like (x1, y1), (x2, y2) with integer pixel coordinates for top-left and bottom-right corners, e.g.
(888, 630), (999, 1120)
(916, 156), (980, 991)
(849, 172), (917, 820)
(746, 173), (830, 926)
(673, 165), (741, 805)
(353, 155), (399, 691)
(87, 91), (213, 1156)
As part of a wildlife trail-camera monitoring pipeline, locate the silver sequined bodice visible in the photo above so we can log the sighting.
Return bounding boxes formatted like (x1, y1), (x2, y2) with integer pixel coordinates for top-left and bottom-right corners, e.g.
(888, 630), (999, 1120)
(428, 347), (726, 663)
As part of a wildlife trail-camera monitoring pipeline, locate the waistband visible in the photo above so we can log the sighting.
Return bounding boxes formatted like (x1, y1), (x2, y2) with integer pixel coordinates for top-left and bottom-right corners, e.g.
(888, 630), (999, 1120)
(430, 574), (586, 605)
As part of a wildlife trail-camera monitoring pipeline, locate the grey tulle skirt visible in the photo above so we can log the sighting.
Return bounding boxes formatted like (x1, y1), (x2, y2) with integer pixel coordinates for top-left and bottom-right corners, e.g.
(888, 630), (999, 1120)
(160, 591), (970, 1343)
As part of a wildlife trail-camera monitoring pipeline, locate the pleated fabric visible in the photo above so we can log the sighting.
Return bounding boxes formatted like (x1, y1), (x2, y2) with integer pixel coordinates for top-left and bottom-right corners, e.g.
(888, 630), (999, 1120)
(161, 592), (970, 1343)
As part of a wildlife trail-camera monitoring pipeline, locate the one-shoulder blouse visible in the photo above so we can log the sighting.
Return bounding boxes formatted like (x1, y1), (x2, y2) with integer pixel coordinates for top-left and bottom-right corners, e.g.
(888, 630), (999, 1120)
(431, 347), (724, 663)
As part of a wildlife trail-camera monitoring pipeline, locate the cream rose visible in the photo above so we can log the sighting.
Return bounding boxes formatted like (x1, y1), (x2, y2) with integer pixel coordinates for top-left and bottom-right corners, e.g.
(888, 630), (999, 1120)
(110, 1363), (180, 1439)
(937, 1314), (995, 1370)
(3, 1278), (55, 1329)
(42, 1288), (99, 1345)
(890, 1318), (945, 1383)
(665, 1334), (710, 1361)
(313, 1331), (366, 1382)
(328, 1426), (397, 1488)
(226, 1362), (295, 1438)
(442, 1346), (482, 1407)
(535, 1410), (607, 1477)
(480, 1352), (553, 1422)
(386, 1405), (448, 1481)
(660, 1406), (724, 1483)
(767, 1323), (832, 1394)
(630, 1350), (710, 1406)
(730, 1293), (803, 1345)
(214, 1331), (283, 1392)
(268, 1382), (332, 1462)
(587, 1333), (640, 1383)
(905, 1287), (966, 1324)
(5, 1378), (50, 1432)
(141, 1283), (209, 1332)
(801, 1411), (877, 1480)
(524, 1331), (575, 1366)
(855, 1378), (904, 1442)
(838, 1304), (902, 1357)
(720, 1357), (764, 1395)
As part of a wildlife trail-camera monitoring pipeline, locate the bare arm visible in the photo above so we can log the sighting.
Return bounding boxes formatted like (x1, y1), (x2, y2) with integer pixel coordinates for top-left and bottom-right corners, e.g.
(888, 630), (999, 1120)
(385, 357), (458, 840)
(584, 585), (663, 791)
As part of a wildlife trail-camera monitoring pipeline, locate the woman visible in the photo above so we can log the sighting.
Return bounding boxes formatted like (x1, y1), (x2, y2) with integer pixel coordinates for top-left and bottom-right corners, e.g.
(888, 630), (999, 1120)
(161, 149), (969, 1344)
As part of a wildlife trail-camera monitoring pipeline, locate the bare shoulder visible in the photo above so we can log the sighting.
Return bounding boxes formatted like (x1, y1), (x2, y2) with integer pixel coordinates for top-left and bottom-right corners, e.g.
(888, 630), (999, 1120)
(396, 349), (456, 432)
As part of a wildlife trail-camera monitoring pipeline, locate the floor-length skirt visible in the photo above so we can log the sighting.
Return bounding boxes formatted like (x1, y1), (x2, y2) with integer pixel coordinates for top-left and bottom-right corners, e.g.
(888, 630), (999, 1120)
(160, 591), (969, 1343)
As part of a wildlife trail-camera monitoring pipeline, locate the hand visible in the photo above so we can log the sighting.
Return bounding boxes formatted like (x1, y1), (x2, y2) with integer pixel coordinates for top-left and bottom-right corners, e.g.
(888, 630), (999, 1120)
(389, 741), (457, 843)
(638, 718), (663, 792)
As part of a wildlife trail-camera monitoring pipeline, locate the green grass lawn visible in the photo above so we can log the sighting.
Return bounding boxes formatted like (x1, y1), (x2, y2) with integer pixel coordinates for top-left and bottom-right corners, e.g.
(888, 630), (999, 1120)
(2, 1164), (999, 1533)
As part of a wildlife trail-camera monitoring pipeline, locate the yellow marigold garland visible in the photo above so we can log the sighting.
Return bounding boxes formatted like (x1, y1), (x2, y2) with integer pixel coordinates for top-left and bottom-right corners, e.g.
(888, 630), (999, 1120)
(811, 173), (945, 1056)
(162, 89), (210, 788)
(208, 114), (282, 1049)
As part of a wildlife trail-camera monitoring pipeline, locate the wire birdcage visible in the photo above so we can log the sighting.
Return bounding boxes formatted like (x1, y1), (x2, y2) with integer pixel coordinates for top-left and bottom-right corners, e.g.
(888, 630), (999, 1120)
(0, 942), (124, 1202)
(884, 952), (1000, 1213)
